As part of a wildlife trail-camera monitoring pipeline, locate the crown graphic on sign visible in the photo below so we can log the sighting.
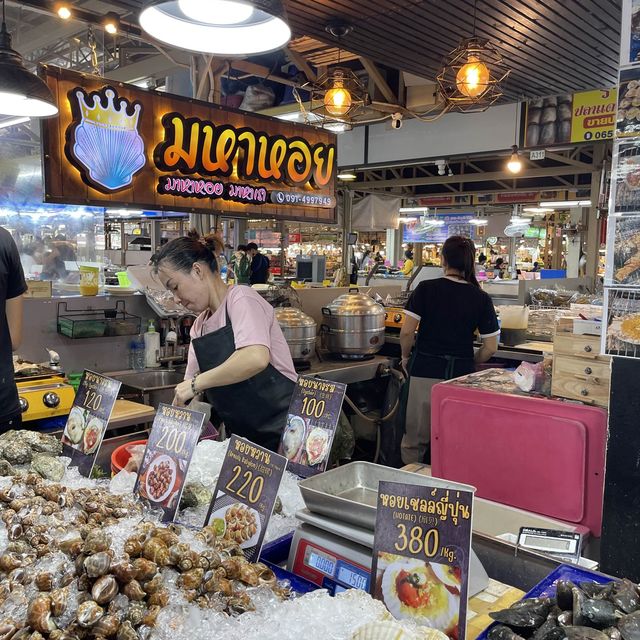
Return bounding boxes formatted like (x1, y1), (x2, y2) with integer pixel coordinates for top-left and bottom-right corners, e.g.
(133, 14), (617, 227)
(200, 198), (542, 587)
(74, 88), (142, 130)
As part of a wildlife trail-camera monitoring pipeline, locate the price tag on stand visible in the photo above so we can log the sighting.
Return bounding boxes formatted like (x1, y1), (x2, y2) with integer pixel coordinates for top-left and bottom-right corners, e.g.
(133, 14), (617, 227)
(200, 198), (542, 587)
(278, 376), (347, 478)
(205, 435), (286, 563)
(134, 403), (205, 522)
(61, 370), (121, 477)
(371, 481), (475, 640)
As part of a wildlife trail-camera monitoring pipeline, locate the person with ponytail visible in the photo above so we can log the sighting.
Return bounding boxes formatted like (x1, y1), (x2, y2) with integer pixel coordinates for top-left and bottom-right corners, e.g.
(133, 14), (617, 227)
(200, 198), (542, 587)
(150, 230), (297, 451)
(399, 235), (499, 464)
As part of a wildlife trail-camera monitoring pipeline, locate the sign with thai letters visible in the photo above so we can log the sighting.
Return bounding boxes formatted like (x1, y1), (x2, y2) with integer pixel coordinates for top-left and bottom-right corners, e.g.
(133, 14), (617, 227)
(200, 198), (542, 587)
(40, 66), (337, 222)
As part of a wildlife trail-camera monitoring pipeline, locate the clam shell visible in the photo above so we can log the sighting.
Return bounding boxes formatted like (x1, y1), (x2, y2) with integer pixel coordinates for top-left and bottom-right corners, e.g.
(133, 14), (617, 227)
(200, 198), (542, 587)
(351, 621), (450, 640)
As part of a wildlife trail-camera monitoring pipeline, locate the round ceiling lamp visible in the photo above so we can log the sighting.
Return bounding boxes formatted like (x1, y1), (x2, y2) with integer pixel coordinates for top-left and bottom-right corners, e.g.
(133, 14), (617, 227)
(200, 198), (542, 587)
(437, 36), (509, 112)
(0, 1), (57, 118)
(323, 71), (353, 117)
(139, 0), (291, 56)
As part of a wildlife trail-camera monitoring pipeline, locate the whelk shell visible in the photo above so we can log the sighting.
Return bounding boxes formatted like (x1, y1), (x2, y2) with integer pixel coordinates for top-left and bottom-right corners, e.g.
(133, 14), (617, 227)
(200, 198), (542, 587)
(117, 620), (140, 640)
(110, 561), (136, 584)
(141, 538), (169, 566)
(123, 580), (145, 601)
(84, 552), (112, 578)
(83, 530), (110, 555)
(93, 614), (120, 638)
(76, 600), (104, 627)
(26, 595), (57, 634)
(91, 575), (119, 605)
(132, 559), (157, 582)
(50, 587), (69, 617)
(178, 568), (204, 590)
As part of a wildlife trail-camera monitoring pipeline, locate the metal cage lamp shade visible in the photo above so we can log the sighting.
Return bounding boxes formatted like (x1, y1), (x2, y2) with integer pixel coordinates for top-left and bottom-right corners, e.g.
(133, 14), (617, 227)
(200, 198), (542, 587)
(139, 0), (291, 56)
(437, 37), (509, 113)
(0, 20), (57, 117)
(308, 67), (368, 124)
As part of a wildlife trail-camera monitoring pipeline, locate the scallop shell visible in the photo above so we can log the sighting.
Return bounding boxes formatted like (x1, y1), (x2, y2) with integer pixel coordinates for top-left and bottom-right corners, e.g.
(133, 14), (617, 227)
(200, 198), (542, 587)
(351, 620), (450, 640)
(84, 551), (112, 578)
(70, 89), (146, 193)
(77, 600), (104, 627)
(92, 575), (119, 605)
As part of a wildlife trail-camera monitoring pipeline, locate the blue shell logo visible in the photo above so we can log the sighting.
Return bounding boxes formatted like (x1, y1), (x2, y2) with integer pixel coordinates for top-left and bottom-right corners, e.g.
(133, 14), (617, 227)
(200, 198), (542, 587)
(65, 87), (146, 193)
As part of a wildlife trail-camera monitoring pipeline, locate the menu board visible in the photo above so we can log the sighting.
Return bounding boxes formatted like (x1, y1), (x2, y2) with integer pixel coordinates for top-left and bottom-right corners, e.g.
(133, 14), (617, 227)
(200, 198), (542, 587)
(134, 403), (204, 522)
(279, 376), (347, 478)
(206, 436), (286, 562)
(371, 480), (474, 640)
(402, 213), (475, 243)
(61, 370), (121, 477)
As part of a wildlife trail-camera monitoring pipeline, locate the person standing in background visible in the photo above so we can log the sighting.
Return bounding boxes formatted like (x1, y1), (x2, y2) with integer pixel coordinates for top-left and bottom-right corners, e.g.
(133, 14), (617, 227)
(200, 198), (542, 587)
(247, 242), (270, 285)
(401, 250), (414, 276)
(0, 227), (27, 432)
(229, 244), (251, 284)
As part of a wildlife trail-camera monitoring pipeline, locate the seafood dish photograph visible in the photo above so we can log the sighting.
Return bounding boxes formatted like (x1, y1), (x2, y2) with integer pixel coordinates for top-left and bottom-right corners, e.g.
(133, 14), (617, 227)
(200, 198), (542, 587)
(62, 411), (106, 457)
(617, 68), (640, 138)
(373, 553), (460, 638)
(209, 496), (262, 550)
(280, 414), (307, 462)
(305, 426), (331, 467)
(525, 95), (573, 147)
(604, 289), (640, 358)
(613, 142), (640, 214)
(609, 216), (640, 286)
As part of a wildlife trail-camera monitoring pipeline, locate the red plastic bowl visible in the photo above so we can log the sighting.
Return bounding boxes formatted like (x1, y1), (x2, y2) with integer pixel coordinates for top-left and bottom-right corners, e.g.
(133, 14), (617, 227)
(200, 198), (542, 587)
(111, 439), (148, 476)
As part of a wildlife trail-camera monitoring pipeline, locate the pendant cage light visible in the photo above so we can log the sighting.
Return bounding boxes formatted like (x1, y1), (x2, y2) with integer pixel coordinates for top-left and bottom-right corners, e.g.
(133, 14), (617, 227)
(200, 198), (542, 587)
(139, 0), (291, 56)
(436, 36), (509, 113)
(307, 67), (368, 124)
(0, 0), (57, 118)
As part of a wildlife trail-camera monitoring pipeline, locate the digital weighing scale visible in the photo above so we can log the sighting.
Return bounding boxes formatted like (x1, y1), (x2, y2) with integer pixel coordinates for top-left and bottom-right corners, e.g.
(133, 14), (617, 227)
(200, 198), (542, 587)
(287, 508), (490, 597)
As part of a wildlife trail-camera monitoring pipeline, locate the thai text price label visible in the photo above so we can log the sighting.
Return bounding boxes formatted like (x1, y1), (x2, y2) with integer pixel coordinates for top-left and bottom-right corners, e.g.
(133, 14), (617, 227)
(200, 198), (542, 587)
(206, 435), (286, 563)
(278, 376), (347, 478)
(61, 370), (121, 477)
(134, 403), (204, 522)
(371, 480), (475, 640)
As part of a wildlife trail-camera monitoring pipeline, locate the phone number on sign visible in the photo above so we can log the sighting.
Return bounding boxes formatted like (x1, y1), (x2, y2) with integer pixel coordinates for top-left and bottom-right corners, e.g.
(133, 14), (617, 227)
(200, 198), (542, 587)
(271, 191), (335, 207)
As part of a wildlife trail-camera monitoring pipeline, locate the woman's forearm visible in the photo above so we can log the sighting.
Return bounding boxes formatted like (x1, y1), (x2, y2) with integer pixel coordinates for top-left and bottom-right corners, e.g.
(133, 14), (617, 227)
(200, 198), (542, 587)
(195, 345), (270, 390)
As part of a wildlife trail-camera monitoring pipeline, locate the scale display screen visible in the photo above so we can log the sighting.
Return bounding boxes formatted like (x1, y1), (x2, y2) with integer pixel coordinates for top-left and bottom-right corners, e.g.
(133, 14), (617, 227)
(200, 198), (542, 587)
(307, 551), (336, 576)
(336, 561), (369, 591)
(523, 536), (572, 551)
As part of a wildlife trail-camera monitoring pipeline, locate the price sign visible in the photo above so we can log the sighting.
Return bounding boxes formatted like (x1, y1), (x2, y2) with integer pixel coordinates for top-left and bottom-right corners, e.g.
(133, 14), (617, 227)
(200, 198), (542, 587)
(205, 435), (286, 562)
(278, 376), (347, 478)
(371, 481), (474, 640)
(61, 370), (121, 477)
(134, 403), (205, 522)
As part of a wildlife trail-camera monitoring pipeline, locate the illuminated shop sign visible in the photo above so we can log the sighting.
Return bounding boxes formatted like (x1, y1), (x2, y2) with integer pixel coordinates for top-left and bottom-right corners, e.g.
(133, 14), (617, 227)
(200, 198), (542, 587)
(41, 66), (337, 222)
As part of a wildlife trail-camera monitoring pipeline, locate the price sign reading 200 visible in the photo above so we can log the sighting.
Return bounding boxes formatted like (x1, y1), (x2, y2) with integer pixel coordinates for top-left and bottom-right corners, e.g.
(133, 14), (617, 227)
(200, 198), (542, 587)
(156, 426), (187, 456)
(224, 465), (264, 504)
(394, 524), (440, 558)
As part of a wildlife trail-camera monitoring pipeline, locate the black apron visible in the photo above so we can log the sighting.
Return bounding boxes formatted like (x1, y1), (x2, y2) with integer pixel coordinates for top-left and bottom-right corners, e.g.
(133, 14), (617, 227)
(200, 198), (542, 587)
(191, 299), (296, 452)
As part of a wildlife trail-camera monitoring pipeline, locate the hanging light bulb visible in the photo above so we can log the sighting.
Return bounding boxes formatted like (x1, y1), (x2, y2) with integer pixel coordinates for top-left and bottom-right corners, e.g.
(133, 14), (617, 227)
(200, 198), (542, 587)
(323, 74), (352, 117)
(103, 12), (120, 35)
(57, 4), (72, 20)
(455, 54), (490, 98)
(506, 145), (522, 174)
(0, 0), (58, 117)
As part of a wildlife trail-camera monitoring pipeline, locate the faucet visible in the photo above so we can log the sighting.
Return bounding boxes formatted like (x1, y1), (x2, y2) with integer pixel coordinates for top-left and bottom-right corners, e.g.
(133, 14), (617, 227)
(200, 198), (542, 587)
(158, 320), (187, 367)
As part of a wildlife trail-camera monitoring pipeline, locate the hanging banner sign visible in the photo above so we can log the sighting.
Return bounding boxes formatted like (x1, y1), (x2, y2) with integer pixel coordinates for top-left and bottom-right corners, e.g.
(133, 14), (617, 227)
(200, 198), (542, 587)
(371, 480), (475, 640)
(40, 66), (337, 223)
(524, 88), (617, 147)
(61, 370), (121, 477)
(134, 403), (204, 522)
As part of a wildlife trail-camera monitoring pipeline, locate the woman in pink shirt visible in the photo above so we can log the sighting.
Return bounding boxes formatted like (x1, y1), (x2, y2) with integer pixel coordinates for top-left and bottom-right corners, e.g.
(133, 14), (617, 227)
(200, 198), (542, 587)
(151, 231), (297, 451)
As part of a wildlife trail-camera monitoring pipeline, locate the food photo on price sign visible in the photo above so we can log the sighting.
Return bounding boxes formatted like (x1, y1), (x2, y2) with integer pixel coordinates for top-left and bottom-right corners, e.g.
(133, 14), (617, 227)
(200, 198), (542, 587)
(371, 480), (475, 640)
(613, 140), (640, 214)
(603, 288), (640, 359)
(279, 376), (347, 478)
(206, 436), (287, 562)
(61, 370), (121, 476)
(617, 68), (640, 139)
(134, 403), (204, 521)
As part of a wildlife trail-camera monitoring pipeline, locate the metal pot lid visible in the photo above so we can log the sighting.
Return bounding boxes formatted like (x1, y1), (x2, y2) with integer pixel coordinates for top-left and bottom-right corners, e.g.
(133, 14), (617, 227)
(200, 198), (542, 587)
(274, 307), (316, 327)
(325, 292), (385, 316)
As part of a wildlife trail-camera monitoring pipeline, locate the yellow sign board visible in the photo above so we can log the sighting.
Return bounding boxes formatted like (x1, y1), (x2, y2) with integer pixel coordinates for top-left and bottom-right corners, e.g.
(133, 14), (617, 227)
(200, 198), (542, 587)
(570, 88), (617, 143)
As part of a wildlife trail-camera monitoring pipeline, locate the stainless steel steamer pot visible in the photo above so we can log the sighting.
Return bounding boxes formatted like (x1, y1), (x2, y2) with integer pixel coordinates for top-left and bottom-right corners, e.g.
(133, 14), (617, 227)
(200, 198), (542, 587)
(274, 307), (317, 362)
(321, 291), (385, 355)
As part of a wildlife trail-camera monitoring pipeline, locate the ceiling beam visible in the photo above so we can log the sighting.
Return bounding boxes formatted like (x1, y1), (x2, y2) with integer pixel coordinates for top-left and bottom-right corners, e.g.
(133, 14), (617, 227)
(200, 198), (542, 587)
(286, 47), (317, 82)
(349, 166), (594, 189)
(360, 57), (398, 105)
(543, 151), (594, 170)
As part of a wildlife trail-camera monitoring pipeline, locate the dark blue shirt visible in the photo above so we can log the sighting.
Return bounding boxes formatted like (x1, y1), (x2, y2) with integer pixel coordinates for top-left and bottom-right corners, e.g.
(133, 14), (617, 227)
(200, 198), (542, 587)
(250, 253), (269, 285)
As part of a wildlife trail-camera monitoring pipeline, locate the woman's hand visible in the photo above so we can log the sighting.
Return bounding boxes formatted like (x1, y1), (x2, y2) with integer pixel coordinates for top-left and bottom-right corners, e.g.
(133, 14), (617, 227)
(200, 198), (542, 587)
(173, 379), (195, 407)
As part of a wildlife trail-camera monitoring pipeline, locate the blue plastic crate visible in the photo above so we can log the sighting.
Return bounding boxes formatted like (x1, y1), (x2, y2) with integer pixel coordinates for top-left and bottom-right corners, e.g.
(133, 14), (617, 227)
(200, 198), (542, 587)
(259, 533), (318, 595)
(476, 564), (616, 640)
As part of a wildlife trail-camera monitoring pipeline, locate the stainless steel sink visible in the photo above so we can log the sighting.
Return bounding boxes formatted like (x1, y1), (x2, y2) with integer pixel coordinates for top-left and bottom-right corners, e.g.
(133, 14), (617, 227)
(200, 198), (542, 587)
(112, 369), (185, 408)
(113, 370), (185, 391)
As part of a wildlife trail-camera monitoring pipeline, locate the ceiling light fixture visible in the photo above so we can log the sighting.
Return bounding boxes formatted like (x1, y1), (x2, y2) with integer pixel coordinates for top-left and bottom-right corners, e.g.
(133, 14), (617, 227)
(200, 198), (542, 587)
(57, 5), (72, 20)
(139, 0), (291, 55)
(469, 218), (488, 225)
(506, 145), (522, 174)
(398, 216), (418, 223)
(399, 206), (429, 213)
(539, 200), (591, 208)
(436, 1), (509, 112)
(0, 0), (58, 118)
(337, 171), (357, 181)
(523, 207), (553, 214)
(103, 12), (120, 35)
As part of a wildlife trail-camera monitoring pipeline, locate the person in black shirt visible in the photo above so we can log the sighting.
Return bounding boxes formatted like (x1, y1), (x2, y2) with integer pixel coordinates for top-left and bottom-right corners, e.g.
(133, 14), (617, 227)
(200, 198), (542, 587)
(0, 228), (27, 432)
(399, 236), (499, 464)
(247, 242), (270, 285)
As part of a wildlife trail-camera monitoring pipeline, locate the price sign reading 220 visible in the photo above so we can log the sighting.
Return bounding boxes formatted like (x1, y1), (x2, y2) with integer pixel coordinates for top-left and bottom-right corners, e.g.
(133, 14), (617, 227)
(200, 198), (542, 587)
(224, 464), (265, 504)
